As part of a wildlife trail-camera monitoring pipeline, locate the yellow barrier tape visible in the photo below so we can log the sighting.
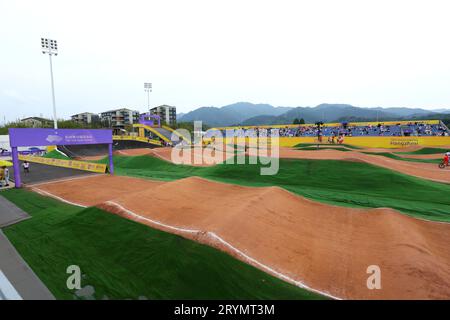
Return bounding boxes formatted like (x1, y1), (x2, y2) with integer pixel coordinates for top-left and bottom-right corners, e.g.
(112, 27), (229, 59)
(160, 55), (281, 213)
(19, 155), (107, 173)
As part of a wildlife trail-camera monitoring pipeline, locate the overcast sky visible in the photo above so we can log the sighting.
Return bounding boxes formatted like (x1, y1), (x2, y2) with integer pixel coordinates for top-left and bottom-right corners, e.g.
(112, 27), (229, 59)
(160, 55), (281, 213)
(1, 0), (450, 123)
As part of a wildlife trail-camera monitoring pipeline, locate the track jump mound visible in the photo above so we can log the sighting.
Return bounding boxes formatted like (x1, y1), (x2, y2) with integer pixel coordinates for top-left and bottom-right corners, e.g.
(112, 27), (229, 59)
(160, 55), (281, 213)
(394, 153), (444, 160)
(358, 145), (424, 153)
(31, 175), (163, 206)
(147, 146), (236, 167)
(277, 148), (450, 183)
(115, 148), (154, 157)
(80, 145), (236, 164)
(32, 175), (450, 299)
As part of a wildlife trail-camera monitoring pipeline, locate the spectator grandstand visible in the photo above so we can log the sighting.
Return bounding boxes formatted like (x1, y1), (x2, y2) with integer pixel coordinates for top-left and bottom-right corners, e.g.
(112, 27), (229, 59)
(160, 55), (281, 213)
(205, 120), (450, 138)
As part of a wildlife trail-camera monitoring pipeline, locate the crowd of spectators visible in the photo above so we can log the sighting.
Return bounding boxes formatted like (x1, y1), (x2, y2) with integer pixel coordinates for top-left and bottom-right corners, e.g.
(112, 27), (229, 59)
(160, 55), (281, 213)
(204, 122), (450, 138)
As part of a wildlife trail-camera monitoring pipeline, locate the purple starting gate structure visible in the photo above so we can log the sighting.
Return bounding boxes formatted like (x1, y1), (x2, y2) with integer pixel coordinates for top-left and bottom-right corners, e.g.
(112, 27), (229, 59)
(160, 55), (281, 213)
(139, 113), (161, 127)
(9, 128), (114, 188)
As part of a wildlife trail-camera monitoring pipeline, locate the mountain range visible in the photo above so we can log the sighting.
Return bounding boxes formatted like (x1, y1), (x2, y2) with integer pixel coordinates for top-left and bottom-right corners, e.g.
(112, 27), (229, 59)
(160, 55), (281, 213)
(178, 102), (450, 127)
(178, 102), (292, 127)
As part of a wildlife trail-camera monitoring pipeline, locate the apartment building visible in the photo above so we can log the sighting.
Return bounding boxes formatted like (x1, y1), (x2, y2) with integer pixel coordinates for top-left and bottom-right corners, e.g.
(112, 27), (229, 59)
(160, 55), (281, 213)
(71, 112), (99, 125)
(100, 108), (140, 128)
(150, 105), (176, 125)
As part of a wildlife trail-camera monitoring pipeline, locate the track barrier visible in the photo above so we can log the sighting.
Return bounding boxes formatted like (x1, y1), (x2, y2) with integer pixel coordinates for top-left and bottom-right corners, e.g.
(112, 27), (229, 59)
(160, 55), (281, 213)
(19, 155), (107, 173)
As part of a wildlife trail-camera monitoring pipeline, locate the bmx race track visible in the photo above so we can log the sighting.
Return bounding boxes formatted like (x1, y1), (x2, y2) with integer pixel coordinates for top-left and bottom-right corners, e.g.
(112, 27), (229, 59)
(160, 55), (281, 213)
(3, 141), (450, 300)
(31, 171), (450, 300)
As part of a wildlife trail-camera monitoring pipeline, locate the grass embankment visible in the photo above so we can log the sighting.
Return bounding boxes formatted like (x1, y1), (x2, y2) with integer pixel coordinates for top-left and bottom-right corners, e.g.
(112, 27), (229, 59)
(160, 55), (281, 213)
(2, 189), (323, 300)
(96, 155), (450, 222)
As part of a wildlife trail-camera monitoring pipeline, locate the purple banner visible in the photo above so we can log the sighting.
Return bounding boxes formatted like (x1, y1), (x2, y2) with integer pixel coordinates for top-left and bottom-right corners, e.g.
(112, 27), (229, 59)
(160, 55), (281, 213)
(0, 150), (44, 157)
(9, 128), (112, 147)
(139, 113), (161, 127)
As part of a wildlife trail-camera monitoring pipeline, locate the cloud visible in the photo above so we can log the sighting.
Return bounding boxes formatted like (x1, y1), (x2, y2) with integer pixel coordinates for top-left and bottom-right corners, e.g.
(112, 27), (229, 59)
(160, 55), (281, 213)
(1, 0), (450, 122)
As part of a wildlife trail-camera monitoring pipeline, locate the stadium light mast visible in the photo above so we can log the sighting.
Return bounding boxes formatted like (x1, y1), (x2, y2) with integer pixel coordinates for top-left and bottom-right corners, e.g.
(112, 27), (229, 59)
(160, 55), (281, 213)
(41, 37), (59, 129)
(144, 82), (152, 110)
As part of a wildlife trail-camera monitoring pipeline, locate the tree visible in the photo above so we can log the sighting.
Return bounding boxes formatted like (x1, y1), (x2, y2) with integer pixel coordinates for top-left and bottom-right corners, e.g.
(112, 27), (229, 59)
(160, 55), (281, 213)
(0, 121), (29, 134)
(293, 118), (300, 124)
(57, 120), (84, 129)
(57, 120), (104, 129)
(299, 118), (305, 124)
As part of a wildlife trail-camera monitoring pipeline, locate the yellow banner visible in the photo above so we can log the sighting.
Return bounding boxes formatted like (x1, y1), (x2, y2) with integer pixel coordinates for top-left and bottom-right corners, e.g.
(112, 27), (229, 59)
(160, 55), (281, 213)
(203, 136), (450, 148)
(276, 136), (450, 148)
(19, 155), (107, 173)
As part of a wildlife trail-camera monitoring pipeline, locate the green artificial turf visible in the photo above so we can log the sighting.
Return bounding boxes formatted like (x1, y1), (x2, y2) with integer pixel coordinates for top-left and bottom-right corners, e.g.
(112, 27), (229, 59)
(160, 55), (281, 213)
(394, 147), (449, 155)
(96, 154), (450, 222)
(361, 152), (442, 164)
(2, 189), (324, 300)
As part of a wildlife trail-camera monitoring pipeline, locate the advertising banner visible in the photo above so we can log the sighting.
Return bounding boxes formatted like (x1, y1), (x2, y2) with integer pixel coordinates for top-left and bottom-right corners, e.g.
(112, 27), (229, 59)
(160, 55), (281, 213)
(9, 128), (112, 147)
(18, 155), (107, 173)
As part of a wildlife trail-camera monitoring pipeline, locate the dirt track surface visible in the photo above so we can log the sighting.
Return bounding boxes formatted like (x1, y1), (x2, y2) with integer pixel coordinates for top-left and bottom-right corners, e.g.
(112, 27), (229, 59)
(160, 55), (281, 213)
(395, 153), (443, 160)
(79, 145), (449, 182)
(297, 144), (447, 154)
(296, 145), (425, 153)
(32, 175), (450, 299)
(115, 148), (154, 156)
(33, 175), (163, 205)
(76, 155), (107, 161)
(146, 146), (235, 166)
(276, 148), (450, 183)
(355, 146), (424, 153)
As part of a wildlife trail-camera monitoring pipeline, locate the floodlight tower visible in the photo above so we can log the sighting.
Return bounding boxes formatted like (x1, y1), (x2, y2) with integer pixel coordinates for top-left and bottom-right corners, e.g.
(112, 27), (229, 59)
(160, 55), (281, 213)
(144, 82), (152, 110)
(41, 37), (59, 129)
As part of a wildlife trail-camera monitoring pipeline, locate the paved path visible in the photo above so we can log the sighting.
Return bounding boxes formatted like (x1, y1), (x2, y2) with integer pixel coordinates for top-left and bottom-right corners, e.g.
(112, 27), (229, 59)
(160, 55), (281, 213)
(0, 194), (29, 227)
(10, 161), (95, 185)
(0, 195), (55, 300)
